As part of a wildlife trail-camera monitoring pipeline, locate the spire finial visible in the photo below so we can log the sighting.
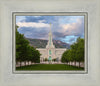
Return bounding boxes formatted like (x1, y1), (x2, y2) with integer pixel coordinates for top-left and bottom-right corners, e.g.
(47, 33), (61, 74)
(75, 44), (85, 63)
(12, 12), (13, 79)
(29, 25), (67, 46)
(50, 23), (51, 28)
(50, 23), (52, 33)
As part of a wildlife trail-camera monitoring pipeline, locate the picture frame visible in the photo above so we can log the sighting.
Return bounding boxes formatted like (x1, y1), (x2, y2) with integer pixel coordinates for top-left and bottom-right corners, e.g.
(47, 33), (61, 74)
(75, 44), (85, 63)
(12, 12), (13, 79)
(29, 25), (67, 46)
(13, 12), (88, 74)
(0, 0), (100, 86)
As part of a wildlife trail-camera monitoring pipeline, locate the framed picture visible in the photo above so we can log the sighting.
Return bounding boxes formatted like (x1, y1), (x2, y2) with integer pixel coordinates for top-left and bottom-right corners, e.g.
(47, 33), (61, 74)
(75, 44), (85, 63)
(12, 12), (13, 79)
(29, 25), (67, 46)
(12, 12), (88, 74)
(0, 0), (100, 86)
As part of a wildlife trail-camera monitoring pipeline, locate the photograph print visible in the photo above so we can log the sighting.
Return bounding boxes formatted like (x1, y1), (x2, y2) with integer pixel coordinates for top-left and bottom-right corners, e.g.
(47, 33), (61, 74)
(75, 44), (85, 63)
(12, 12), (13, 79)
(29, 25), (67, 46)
(14, 13), (87, 72)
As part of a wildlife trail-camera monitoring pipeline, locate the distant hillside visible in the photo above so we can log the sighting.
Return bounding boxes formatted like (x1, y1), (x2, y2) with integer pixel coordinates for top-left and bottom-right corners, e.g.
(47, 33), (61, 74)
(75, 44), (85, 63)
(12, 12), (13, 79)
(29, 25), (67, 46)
(26, 38), (70, 49)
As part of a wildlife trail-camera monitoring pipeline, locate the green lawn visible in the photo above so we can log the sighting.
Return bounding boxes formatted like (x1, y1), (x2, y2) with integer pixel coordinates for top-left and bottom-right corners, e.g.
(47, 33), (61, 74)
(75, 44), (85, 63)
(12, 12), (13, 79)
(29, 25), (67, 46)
(16, 64), (84, 71)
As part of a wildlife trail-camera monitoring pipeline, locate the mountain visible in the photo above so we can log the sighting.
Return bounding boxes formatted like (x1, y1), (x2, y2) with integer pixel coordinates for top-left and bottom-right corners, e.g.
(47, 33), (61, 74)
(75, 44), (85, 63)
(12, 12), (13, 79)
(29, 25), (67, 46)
(26, 38), (70, 49)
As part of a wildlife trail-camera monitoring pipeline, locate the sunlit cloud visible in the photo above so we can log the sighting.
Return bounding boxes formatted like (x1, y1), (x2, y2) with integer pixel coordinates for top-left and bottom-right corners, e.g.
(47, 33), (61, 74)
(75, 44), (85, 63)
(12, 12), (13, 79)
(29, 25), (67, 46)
(60, 18), (84, 36)
(17, 22), (49, 28)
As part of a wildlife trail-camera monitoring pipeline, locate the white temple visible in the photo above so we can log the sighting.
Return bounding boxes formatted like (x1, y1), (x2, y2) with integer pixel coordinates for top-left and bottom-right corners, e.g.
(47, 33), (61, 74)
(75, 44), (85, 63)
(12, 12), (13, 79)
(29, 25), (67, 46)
(37, 24), (67, 63)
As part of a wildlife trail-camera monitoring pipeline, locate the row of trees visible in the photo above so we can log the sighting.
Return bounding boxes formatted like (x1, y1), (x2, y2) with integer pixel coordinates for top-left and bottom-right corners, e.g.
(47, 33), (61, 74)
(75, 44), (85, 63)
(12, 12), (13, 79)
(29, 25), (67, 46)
(16, 26), (41, 67)
(61, 37), (84, 67)
(43, 58), (58, 62)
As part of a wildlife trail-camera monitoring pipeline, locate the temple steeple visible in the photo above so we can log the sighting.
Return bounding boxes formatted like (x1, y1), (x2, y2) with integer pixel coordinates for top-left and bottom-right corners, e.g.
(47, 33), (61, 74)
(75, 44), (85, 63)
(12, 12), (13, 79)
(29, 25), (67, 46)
(50, 23), (52, 34)
(46, 23), (55, 48)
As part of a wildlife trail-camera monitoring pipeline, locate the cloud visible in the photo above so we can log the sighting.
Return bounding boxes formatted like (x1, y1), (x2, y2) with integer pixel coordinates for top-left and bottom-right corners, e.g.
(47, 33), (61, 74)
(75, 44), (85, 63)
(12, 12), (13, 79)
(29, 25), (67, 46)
(17, 22), (49, 28)
(38, 20), (46, 23)
(16, 16), (84, 44)
(22, 16), (57, 23)
(16, 16), (25, 23)
(56, 18), (84, 37)
(18, 27), (49, 40)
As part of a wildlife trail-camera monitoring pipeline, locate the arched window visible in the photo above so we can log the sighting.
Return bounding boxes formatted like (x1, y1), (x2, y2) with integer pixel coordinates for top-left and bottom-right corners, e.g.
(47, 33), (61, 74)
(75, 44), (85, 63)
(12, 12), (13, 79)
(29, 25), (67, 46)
(49, 50), (51, 55)
(48, 56), (52, 61)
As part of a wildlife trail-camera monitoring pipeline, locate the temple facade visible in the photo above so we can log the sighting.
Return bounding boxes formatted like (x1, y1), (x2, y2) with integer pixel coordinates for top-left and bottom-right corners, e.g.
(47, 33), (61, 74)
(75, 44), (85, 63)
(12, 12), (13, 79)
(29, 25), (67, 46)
(37, 24), (67, 63)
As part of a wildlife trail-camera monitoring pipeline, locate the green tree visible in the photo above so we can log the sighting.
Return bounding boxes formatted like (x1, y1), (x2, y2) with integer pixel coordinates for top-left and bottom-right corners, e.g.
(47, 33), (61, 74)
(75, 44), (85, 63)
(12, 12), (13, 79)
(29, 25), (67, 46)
(16, 25), (41, 66)
(70, 43), (78, 66)
(76, 37), (84, 67)
(16, 26), (29, 66)
(70, 37), (84, 67)
(61, 49), (73, 65)
(30, 47), (41, 63)
(61, 50), (68, 63)
(61, 37), (84, 67)
(44, 58), (48, 61)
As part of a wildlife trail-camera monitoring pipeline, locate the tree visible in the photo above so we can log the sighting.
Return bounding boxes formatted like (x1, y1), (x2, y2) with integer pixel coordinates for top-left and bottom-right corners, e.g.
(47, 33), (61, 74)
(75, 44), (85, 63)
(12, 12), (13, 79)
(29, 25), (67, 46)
(44, 58), (48, 61)
(70, 43), (78, 66)
(16, 26), (30, 66)
(61, 50), (69, 63)
(16, 25), (41, 66)
(52, 58), (56, 62)
(76, 37), (84, 67)
(30, 47), (41, 63)
(61, 37), (84, 67)
(61, 49), (73, 65)
(71, 37), (84, 67)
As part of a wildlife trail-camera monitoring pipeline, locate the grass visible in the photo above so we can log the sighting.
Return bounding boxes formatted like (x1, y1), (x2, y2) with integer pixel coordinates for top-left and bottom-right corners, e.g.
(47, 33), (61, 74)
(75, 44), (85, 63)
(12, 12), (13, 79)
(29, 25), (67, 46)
(16, 64), (84, 71)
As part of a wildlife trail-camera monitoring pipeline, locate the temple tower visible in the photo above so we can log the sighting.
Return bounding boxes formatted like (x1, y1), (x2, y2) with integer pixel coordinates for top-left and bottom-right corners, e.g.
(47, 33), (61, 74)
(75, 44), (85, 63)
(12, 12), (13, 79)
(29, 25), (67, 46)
(37, 23), (66, 63)
(46, 24), (55, 62)
(46, 23), (55, 48)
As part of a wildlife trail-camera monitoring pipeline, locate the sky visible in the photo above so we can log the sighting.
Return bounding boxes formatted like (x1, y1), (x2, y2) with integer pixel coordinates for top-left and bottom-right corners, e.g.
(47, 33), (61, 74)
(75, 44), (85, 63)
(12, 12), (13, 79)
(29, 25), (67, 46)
(16, 15), (84, 44)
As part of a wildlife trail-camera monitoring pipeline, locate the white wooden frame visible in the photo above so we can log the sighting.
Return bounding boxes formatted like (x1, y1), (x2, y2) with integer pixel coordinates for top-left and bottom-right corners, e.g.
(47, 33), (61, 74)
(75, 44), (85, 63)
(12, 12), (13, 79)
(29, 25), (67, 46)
(12, 12), (88, 74)
(0, 0), (100, 86)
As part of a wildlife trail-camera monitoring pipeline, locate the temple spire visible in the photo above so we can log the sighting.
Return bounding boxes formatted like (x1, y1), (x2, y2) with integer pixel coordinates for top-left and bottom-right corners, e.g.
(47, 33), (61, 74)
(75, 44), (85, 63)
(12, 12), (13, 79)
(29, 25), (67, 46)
(46, 23), (55, 48)
(50, 23), (52, 34)
(50, 23), (51, 28)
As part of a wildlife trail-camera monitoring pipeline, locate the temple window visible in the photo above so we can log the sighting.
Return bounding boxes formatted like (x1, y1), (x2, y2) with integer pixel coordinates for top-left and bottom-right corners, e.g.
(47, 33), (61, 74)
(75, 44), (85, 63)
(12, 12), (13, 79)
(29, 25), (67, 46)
(49, 50), (51, 55)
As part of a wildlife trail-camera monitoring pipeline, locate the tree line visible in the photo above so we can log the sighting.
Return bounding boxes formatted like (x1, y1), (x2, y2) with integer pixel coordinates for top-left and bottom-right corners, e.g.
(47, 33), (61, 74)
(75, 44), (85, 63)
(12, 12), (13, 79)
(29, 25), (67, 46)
(16, 26), (41, 67)
(61, 37), (84, 67)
